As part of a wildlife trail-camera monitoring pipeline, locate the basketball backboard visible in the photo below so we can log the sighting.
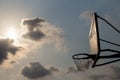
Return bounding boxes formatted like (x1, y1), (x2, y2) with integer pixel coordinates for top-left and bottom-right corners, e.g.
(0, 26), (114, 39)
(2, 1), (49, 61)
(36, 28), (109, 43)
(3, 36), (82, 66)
(89, 13), (100, 54)
(89, 13), (100, 67)
(72, 12), (120, 70)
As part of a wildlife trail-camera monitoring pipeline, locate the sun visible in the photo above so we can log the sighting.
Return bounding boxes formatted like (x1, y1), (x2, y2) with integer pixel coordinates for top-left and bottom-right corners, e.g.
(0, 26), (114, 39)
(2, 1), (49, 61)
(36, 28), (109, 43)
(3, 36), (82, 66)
(5, 27), (20, 45)
(6, 28), (18, 40)
(7, 30), (17, 39)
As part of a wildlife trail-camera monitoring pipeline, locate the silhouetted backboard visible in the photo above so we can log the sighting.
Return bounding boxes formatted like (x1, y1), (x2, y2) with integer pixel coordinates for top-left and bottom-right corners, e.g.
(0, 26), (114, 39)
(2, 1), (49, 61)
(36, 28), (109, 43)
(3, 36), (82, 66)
(89, 13), (100, 56)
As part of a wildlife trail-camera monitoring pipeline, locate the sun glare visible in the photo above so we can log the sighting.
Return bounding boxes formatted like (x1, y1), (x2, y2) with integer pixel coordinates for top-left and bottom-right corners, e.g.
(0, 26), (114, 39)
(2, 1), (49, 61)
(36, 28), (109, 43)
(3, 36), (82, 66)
(5, 27), (20, 45)
(6, 28), (18, 40)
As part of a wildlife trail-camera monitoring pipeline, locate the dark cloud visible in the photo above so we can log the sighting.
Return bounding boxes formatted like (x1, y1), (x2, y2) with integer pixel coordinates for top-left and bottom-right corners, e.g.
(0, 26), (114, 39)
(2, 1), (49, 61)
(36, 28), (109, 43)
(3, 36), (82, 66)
(0, 38), (21, 64)
(21, 17), (68, 51)
(22, 17), (63, 42)
(22, 18), (46, 41)
(22, 30), (45, 41)
(23, 18), (45, 31)
(21, 62), (59, 79)
(21, 62), (51, 79)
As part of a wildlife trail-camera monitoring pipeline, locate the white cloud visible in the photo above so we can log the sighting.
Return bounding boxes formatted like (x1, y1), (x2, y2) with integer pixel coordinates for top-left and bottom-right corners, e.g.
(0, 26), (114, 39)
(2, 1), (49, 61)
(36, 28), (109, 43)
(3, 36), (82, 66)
(21, 17), (70, 52)
(80, 11), (94, 20)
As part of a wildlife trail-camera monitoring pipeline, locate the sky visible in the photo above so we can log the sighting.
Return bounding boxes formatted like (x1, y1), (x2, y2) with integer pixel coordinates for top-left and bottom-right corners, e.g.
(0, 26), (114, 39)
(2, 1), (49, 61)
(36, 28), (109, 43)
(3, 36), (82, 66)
(0, 0), (120, 80)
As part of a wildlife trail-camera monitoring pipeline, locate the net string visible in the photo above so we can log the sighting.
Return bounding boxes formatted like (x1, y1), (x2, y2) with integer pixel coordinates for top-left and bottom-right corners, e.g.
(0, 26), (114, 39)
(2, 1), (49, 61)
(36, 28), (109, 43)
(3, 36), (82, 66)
(74, 59), (89, 71)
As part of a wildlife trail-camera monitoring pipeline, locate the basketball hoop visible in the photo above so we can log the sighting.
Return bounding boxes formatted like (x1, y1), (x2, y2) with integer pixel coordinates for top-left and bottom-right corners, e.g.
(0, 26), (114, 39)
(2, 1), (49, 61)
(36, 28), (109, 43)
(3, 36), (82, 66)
(72, 53), (93, 71)
(72, 12), (120, 70)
